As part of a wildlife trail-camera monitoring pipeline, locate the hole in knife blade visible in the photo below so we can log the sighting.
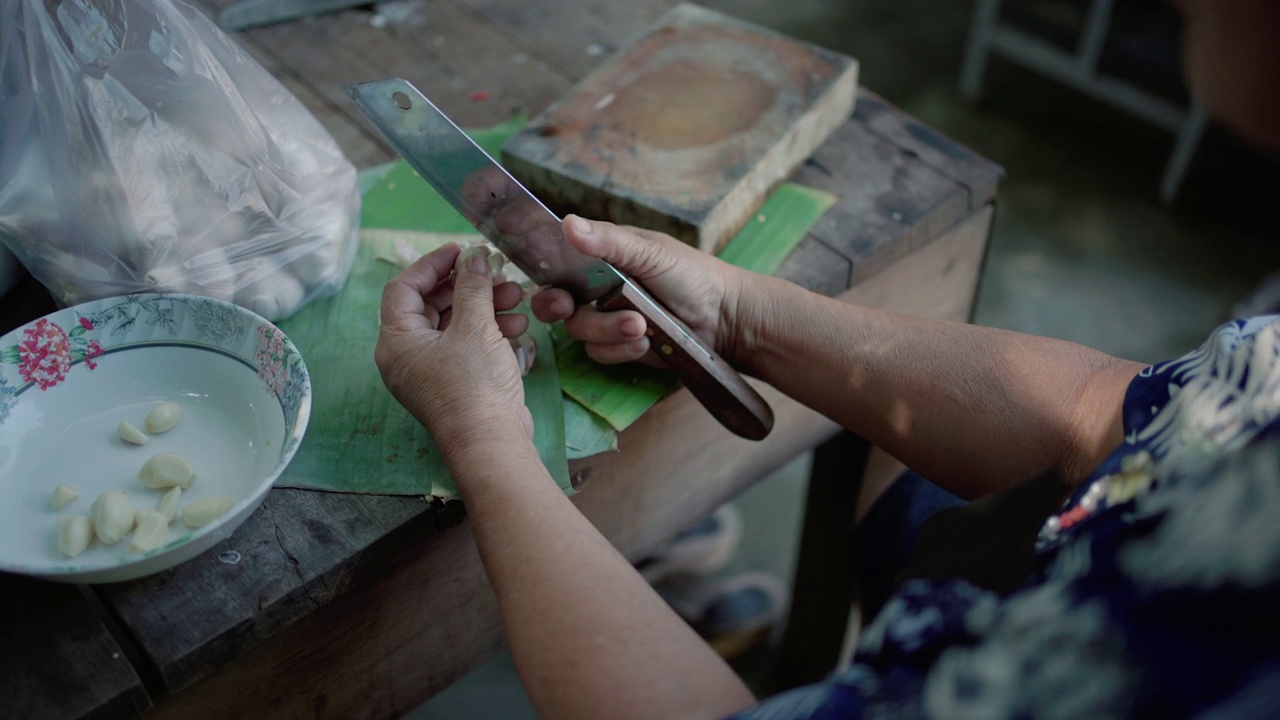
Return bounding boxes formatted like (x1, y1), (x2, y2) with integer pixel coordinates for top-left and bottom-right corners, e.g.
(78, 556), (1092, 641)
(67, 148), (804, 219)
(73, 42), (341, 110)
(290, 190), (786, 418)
(393, 92), (412, 110)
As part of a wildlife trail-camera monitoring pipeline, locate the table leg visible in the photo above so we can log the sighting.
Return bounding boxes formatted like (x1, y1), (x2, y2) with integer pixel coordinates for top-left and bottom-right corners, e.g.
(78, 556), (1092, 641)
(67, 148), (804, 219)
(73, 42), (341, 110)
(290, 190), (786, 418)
(771, 431), (871, 690)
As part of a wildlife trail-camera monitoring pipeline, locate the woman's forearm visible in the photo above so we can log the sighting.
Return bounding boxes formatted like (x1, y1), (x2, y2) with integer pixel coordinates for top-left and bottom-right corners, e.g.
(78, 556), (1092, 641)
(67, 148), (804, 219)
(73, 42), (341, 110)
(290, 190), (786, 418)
(445, 435), (754, 720)
(736, 277), (1144, 498)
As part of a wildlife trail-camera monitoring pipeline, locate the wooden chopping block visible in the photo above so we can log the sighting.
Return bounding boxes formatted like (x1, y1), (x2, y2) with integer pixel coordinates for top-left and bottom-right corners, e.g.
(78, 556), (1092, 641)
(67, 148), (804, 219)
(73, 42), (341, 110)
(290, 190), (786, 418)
(502, 3), (858, 253)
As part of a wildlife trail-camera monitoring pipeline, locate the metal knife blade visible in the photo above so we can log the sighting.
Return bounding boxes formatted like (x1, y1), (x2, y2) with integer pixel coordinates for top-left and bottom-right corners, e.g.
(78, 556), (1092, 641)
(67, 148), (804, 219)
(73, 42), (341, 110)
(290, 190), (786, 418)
(346, 77), (775, 441)
(346, 78), (624, 302)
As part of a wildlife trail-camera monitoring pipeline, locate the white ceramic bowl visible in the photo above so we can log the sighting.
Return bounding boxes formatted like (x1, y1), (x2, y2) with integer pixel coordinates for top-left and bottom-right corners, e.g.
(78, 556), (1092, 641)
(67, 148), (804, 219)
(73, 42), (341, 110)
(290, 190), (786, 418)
(0, 294), (310, 583)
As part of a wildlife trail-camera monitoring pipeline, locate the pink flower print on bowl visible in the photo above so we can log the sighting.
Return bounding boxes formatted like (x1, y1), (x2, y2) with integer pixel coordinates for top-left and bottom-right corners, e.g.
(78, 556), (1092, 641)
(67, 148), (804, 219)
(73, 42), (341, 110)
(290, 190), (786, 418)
(254, 325), (288, 395)
(85, 340), (105, 370)
(18, 319), (72, 390)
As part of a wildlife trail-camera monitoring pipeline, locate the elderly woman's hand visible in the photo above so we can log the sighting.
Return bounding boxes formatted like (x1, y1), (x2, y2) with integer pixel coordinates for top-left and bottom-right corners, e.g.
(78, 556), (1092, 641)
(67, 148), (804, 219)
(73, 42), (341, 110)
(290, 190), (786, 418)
(376, 244), (533, 457)
(531, 216), (756, 369)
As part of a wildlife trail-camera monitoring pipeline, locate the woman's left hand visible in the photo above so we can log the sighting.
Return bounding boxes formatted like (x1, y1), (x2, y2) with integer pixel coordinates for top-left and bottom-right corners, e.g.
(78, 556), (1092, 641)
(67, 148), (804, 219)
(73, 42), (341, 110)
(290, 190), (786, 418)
(375, 244), (533, 457)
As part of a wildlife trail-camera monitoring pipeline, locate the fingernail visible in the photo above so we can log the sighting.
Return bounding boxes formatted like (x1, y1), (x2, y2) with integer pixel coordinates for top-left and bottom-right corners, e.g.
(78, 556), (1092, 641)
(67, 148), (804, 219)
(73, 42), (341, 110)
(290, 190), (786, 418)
(628, 339), (649, 354)
(569, 215), (592, 235)
(468, 254), (489, 274)
(621, 318), (639, 337)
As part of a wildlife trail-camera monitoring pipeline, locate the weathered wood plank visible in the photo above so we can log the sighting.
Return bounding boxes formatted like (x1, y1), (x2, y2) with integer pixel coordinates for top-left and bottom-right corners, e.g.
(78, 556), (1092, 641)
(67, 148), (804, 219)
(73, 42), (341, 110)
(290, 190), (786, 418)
(503, 3), (859, 252)
(776, 235), (852, 298)
(0, 576), (151, 719)
(200, 0), (573, 147)
(144, 203), (995, 720)
(459, 0), (674, 80)
(843, 204), (995, 319)
(93, 489), (465, 694)
(790, 94), (976, 282)
(855, 92), (1004, 212)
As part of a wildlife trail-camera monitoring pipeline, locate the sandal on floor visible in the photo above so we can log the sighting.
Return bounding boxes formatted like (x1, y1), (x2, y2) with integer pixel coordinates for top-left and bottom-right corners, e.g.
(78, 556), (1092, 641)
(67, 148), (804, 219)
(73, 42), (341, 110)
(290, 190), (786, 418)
(636, 504), (744, 583)
(658, 571), (789, 659)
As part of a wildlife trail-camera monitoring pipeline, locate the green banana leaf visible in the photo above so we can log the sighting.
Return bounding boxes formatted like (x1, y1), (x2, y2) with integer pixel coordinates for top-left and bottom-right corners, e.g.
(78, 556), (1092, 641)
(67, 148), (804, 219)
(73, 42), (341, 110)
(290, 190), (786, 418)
(717, 184), (839, 275)
(275, 215), (569, 497)
(563, 397), (618, 459)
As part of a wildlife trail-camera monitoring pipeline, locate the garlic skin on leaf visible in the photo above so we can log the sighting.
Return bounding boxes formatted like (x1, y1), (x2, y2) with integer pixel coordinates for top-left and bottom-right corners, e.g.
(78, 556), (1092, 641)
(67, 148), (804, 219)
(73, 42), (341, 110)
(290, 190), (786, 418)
(90, 491), (135, 545)
(51, 483), (80, 510)
(369, 232), (530, 286)
(58, 516), (92, 558)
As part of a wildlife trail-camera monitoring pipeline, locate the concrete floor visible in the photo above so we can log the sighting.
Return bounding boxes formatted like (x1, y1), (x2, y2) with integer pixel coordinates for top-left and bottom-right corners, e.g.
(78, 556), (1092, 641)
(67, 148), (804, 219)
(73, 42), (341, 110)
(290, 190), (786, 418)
(410, 1), (1280, 717)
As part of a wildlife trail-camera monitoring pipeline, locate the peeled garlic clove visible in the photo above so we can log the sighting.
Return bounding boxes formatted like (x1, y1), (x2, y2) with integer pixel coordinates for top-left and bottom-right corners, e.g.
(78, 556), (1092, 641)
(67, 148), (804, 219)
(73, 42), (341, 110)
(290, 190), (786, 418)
(90, 491), (135, 545)
(118, 420), (151, 445)
(51, 483), (79, 510)
(144, 402), (182, 434)
(158, 487), (182, 523)
(182, 495), (232, 528)
(130, 511), (170, 554)
(58, 516), (92, 558)
(138, 453), (196, 489)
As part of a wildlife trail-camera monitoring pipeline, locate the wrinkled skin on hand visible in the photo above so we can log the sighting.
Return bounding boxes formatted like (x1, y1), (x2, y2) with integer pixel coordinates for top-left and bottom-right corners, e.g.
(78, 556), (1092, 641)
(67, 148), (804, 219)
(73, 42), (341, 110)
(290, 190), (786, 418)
(531, 215), (753, 369)
(375, 243), (534, 455)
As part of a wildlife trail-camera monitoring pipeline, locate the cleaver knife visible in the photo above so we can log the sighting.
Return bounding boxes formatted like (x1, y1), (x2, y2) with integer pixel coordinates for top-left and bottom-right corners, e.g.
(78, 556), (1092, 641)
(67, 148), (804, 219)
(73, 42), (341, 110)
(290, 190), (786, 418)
(346, 78), (773, 440)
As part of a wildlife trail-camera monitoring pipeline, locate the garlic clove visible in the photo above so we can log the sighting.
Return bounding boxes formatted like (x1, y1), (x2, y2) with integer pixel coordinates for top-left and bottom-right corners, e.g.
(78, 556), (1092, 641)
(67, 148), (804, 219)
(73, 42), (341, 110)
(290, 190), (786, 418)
(57, 516), (92, 558)
(158, 487), (182, 523)
(130, 511), (170, 554)
(90, 491), (135, 545)
(51, 483), (80, 510)
(181, 495), (233, 528)
(144, 402), (182, 434)
(118, 420), (151, 445)
(138, 453), (196, 489)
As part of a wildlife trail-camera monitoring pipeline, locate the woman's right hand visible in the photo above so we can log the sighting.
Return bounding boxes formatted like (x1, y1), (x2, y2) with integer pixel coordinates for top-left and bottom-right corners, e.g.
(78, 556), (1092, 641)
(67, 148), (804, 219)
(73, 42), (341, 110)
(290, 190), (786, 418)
(531, 215), (756, 368)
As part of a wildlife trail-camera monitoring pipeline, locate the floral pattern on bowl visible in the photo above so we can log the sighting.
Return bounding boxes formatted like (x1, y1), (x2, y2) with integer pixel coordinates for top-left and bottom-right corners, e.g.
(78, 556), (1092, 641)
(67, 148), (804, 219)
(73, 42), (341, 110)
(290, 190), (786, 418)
(1, 294), (307, 437)
(0, 293), (311, 583)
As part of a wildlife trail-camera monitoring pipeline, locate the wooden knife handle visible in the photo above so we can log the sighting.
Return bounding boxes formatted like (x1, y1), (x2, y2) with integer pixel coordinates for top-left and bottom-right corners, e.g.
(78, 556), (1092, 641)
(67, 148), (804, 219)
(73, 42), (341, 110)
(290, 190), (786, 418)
(597, 280), (774, 440)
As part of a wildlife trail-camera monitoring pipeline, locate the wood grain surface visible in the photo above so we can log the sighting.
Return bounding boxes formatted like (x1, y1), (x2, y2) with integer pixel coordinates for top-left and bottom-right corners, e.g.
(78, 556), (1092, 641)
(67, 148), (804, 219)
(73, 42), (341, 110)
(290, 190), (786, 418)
(503, 3), (858, 252)
(0, 576), (151, 719)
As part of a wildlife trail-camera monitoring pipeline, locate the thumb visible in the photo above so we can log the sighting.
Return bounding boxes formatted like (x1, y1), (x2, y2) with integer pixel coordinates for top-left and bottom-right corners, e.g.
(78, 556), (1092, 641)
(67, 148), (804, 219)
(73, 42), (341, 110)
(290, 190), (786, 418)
(450, 249), (497, 331)
(563, 215), (672, 280)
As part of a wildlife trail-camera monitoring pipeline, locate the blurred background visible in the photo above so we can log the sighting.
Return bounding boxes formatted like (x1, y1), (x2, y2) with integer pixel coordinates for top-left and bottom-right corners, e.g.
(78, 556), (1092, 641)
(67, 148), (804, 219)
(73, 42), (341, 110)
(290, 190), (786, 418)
(393, 0), (1280, 715)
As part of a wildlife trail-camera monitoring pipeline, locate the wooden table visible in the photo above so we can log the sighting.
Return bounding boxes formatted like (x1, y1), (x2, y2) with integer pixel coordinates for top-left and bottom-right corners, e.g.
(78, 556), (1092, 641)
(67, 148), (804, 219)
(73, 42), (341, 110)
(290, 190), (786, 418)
(0, 2), (1002, 718)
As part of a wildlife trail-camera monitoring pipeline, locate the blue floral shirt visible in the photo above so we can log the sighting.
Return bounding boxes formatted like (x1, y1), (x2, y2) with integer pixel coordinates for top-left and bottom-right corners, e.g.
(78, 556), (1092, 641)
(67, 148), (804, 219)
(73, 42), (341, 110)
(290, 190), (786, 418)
(732, 316), (1280, 719)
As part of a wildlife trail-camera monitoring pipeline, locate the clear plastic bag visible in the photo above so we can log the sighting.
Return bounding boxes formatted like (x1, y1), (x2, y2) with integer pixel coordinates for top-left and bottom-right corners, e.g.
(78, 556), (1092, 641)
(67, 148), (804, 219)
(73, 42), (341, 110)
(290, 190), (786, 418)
(0, 0), (360, 321)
